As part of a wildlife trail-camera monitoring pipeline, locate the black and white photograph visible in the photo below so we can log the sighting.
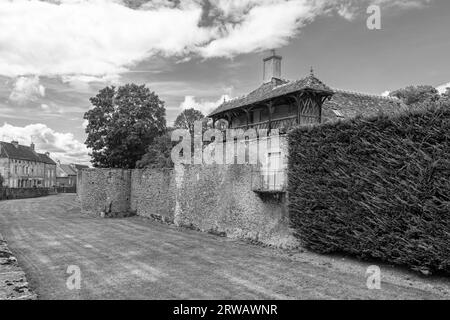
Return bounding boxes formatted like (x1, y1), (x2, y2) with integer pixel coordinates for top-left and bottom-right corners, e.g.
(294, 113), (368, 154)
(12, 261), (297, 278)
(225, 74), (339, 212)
(0, 0), (449, 308)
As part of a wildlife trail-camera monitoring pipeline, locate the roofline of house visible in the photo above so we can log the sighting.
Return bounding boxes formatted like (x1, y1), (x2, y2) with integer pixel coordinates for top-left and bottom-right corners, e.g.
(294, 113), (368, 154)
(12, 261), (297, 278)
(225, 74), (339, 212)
(209, 86), (406, 118)
(331, 88), (403, 102)
(208, 87), (335, 118)
(0, 141), (57, 164)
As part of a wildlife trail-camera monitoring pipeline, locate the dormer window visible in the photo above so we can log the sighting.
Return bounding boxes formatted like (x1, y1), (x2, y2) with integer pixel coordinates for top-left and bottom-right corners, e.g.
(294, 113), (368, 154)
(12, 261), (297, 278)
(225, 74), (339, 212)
(332, 109), (345, 118)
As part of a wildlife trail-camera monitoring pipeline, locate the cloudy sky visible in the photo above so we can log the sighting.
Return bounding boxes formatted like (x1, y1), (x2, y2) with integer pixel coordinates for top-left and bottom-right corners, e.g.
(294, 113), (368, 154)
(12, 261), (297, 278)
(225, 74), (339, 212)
(0, 0), (449, 165)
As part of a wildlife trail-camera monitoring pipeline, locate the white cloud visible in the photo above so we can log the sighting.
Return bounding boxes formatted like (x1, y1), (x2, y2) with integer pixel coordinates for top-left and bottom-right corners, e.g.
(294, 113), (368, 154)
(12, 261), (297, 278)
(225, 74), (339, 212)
(9, 76), (46, 104)
(373, 0), (432, 10)
(199, 0), (315, 58)
(0, 0), (433, 78)
(0, 122), (91, 165)
(381, 90), (390, 97)
(0, 0), (211, 77)
(336, 4), (357, 20)
(40, 103), (64, 114)
(60, 74), (121, 91)
(179, 94), (232, 116)
(324, 0), (433, 19)
(436, 82), (450, 94)
(61, 74), (121, 84)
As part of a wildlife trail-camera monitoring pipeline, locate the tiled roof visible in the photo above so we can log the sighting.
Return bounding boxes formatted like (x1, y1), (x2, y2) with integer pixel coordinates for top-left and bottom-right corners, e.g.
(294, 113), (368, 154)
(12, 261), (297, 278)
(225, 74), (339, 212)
(208, 74), (334, 117)
(0, 142), (41, 162)
(57, 164), (77, 177)
(322, 90), (407, 122)
(71, 164), (89, 171)
(38, 153), (57, 165)
(0, 141), (56, 165)
(208, 75), (407, 120)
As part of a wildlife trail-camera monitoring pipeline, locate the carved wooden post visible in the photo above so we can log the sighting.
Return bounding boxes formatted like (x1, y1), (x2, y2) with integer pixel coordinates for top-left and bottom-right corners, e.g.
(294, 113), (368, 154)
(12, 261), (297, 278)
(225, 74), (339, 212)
(317, 94), (323, 123)
(224, 113), (231, 128)
(266, 101), (274, 131)
(294, 93), (304, 125)
(243, 108), (250, 129)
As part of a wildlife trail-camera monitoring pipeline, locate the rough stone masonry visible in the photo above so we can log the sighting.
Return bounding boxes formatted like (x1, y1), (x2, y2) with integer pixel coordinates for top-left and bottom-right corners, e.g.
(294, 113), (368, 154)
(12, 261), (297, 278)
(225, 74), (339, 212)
(78, 163), (298, 249)
(0, 233), (36, 300)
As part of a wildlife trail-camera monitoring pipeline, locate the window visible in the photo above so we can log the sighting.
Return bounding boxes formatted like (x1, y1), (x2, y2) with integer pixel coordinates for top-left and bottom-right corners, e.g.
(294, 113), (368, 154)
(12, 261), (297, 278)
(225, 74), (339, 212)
(252, 151), (286, 193)
(264, 152), (285, 191)
(332, 109), (345, 118)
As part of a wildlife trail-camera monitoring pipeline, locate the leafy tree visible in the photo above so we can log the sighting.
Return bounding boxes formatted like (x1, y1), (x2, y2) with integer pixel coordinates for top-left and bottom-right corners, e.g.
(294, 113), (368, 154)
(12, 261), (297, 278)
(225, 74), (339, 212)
(174, 108), (206, 134)
(390, 85), (440, 106)
(214, 118), (229, 130)
(84, 84), (166, 169)
(136, 131), (174, 169)
(438, 88), (450, 106)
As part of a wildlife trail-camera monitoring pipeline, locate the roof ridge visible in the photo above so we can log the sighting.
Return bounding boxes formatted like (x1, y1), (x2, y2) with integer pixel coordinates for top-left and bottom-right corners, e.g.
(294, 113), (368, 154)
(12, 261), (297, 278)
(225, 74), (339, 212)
(0, 141), (42, 162)
(333, 88), (400, 101)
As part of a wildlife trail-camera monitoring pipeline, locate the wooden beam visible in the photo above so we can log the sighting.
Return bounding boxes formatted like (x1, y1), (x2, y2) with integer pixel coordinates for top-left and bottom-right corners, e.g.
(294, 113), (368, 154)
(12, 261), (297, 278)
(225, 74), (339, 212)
(243, 108), (250, 129)
(296, 93), (303, 125)
(247, 104), (256, 113)
(266, 101), (274, 131)
(222, 113), (231, 128)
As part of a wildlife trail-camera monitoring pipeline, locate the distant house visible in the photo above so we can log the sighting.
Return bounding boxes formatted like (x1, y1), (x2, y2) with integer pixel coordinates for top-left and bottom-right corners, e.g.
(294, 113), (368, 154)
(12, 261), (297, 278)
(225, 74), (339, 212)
(0, 141), (57, 188)
(56, 163), (89, 189)
(70, 164), (89, 172)
(56, 164), (77, 188)
(209, 50), (406, 131)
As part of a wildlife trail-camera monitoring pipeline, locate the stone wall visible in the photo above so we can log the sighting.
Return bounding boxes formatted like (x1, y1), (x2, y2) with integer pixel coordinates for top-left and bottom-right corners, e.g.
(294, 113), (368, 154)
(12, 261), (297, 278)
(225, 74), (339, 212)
(174, 164), (297, 248)
(80, 167), (297, 248)
(77, 168), (132, 215)
(0, 233), (36, 300)
(0, 187), (51, 201)
(77, 136), (298, 248)
(131, 169), (176, 223)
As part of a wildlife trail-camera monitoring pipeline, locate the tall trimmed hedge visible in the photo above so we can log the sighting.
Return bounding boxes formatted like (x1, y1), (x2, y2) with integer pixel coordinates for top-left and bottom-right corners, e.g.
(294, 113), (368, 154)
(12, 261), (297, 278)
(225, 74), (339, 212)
(288, 105), (450, 273)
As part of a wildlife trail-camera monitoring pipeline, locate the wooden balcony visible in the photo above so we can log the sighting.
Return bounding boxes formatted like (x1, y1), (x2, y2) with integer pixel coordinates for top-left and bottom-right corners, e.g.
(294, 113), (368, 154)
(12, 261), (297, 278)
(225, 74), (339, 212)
(232, 115), (298, 132)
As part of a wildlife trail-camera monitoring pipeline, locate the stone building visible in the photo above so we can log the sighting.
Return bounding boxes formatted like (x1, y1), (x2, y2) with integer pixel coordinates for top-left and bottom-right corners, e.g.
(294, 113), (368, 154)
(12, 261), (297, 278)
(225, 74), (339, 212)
(78, 52), (411, 248)
(71, 164), (89, 172)
(0, 141), (57, 188)
(209, 50), (406, 131)
(208, 51), (407, 192)
(56, 164), (77, 188)
(56, 163), (89, 189)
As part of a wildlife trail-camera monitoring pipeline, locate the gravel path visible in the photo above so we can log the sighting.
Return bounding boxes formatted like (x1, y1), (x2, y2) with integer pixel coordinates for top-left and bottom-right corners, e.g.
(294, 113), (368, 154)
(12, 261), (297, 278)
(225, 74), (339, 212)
(0, 194), (448, 300)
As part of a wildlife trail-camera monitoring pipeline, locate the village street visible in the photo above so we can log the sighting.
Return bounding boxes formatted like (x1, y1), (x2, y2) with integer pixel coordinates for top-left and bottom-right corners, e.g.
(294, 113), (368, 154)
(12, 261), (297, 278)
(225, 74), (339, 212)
(0, 194), (448, 300)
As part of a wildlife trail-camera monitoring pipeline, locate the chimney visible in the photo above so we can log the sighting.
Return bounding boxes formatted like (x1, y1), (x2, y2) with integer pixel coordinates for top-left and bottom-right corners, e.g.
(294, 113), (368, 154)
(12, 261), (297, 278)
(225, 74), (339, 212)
(11, 140), (19, 148)
(263, 49), (282, 83)
(30, 142), (35, 151)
